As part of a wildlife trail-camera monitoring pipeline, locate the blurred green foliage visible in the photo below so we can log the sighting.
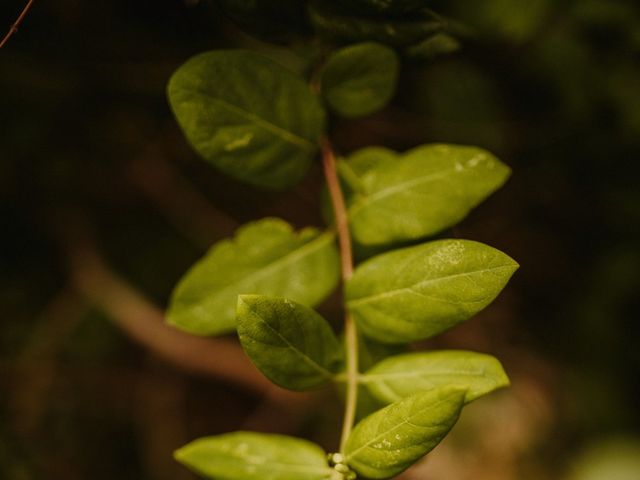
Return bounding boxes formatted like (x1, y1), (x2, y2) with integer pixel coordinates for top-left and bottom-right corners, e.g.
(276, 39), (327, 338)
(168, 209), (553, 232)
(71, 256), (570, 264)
(1, 0), (639, 478)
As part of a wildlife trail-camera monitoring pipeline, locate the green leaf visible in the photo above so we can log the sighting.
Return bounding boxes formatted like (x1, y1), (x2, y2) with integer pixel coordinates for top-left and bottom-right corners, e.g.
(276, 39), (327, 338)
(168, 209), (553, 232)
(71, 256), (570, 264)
(363, 350), (509, 404)
(405, 33), (461, 59)
(237, 295), (343, 390)
(321, 42), (399, 118)
(344, 387), (466, 479)
(308, 1), (447, 47)
(175, 431), (333, 480)
(167, 50), (325, 190)
(343, 144), (511, 247)
(167, 218), (339, 336)
(346, 239), (518, 343)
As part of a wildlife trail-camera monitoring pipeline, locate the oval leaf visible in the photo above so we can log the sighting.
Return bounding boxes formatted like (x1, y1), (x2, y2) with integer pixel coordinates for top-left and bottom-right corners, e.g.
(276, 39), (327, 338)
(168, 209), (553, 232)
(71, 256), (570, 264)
(346, 239), (519, 343)
(363, 350), (509, 404)
(321, 42), (399, 118)
(344, 387), (466, 479)
(168, 50), (325, 189)
(237, 295), (344, 390)
(343, 144), (511, 247)
(167, 218), (339, 336)
(175, 431), (333, 480)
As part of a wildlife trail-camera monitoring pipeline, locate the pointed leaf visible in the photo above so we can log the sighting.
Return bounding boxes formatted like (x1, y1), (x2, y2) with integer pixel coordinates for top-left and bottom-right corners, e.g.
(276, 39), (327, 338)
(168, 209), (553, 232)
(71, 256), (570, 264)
(343, 144), (511, 247)
(363, 350), (510, 404)
(237, 295), (343, 390)
(175, 431), (333, 480)
(167, 218), (339, 336)
(344, 387), (466, 479)
(168, 50), (325, 189)
(405, 33), (461, 59)
(346, 239), (519, 343)
(321, 42), (399, 118)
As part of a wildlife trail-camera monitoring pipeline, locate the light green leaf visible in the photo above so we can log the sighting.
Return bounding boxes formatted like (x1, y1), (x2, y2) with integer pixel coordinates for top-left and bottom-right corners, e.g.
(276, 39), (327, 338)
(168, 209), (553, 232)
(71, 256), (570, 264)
(308, 1), (447, 47)
(175, 431), (333, 480)
(237, 295), (344, 390)
(363, 350), (509, 404)
(167, 218), (339, 336)
(343, 144), (511, 247)
(346, 239), (518, 343)
(344, 387), (466, 479)
(321, 42), (399, 118)
(167, 50), (325, 189)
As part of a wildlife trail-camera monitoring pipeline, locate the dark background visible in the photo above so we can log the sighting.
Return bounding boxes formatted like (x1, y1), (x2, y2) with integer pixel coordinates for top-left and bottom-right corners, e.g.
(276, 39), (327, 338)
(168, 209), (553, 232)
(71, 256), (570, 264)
(2, 1), (639, 479)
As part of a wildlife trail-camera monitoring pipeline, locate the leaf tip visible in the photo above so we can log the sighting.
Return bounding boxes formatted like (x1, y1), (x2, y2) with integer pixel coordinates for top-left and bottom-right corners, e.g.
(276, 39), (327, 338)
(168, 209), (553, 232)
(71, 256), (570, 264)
(172, 444), (190, 465)
(236, 294), (259, 316)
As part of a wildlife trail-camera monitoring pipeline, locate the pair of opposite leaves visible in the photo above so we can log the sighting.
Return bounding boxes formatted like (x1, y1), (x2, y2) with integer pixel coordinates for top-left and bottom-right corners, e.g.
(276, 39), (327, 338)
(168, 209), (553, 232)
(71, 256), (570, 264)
(168, 45), (467, 191)
(167, 44), (399, 190)
(174, 294), (510, 479)
(166, 138), (515, 343)
(175, 387), (468, 480)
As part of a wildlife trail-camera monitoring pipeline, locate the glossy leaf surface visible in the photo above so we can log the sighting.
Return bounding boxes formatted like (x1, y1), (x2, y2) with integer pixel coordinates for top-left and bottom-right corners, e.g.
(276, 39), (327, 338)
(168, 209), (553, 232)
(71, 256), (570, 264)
(175, 431), (333, 480)
(167, 219), (339, 336)
(364, 350), (509, 404)
(321, 42), (399, 118)
(346, 239), (518, 343)
(168, 50), (325, 189)
(344, 387), (465, 478)
(342, 144), (511, 247)
(237, 295), (343, 390)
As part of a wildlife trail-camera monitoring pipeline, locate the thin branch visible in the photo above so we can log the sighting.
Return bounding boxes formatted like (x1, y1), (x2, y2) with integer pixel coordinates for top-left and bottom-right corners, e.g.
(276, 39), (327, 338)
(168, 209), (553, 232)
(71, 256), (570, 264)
(321, 138), (359, 453)
(321, 139), (353, 280)
(0, 0), (35, 49)
(67, 242), (269, 392)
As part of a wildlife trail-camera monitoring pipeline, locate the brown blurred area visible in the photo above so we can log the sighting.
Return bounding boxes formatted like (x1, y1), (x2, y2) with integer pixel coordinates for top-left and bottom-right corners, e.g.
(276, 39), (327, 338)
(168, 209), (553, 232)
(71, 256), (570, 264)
(1, 1), (639, 479)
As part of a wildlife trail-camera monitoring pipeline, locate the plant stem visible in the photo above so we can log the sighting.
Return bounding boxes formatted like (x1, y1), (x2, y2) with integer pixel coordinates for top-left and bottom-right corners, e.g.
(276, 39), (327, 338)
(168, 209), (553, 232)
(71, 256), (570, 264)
(0, 0), (35, 49)
(321, 138), (359, 453)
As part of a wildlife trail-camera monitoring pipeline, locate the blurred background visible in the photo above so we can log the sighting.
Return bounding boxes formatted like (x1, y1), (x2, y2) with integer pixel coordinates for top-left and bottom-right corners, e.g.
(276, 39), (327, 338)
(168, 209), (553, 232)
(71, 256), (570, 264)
(1, 0), (639, 479)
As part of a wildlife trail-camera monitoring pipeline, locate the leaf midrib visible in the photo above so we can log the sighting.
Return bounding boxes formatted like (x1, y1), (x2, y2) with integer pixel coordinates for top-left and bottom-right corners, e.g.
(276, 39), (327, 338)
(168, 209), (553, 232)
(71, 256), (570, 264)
(189, 231), (335, 318)
(345, 393), (458, 460)
(244, 301), (334, 381)
(347, 165), (462, 219)
(347, 263), (516, 307)
(205, 451), (332, 475)
(360, 369), (489, 383)
(193, 88), (317, 151)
